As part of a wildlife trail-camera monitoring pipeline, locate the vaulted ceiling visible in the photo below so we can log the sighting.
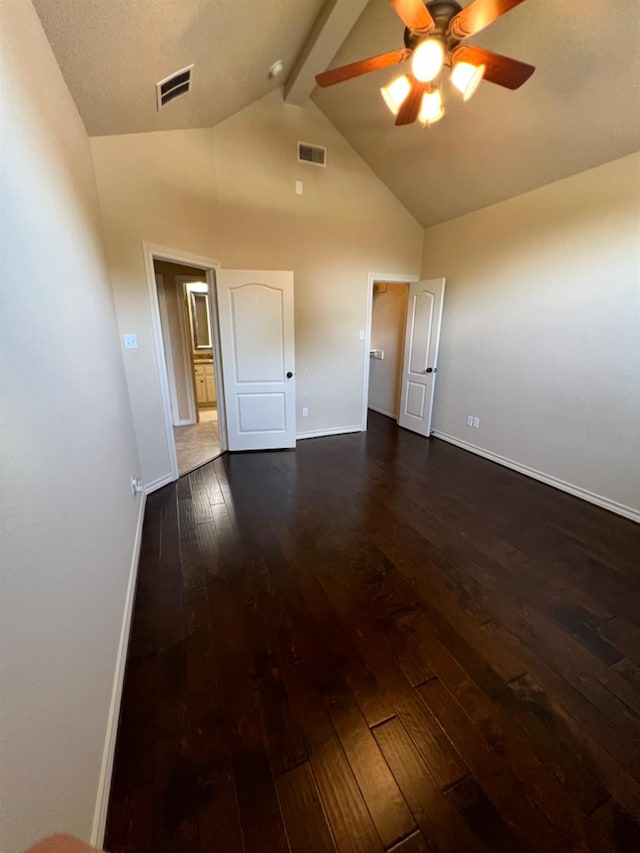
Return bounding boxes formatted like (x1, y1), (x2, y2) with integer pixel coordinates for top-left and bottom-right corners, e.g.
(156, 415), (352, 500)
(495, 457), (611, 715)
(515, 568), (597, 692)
(33, 0), (640, 227)
(32, 0), (326, 135)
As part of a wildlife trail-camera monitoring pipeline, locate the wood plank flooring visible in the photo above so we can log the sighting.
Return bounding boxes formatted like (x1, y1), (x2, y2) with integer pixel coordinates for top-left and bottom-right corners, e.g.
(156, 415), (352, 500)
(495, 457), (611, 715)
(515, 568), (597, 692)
(106, 412), (640, 852)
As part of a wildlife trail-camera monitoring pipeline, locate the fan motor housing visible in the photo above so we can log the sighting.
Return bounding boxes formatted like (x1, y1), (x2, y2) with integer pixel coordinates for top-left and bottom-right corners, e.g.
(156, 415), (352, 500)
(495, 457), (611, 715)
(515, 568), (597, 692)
(403, 1), (463, 49)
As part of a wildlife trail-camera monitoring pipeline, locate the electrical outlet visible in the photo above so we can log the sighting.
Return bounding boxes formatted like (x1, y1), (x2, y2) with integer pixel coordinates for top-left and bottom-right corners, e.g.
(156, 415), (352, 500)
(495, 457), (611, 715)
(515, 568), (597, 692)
(302, 407), (308, 417)
(123, 333), (138, 349)
(473, 417), (480, 428)
(466, 415), (473, 427)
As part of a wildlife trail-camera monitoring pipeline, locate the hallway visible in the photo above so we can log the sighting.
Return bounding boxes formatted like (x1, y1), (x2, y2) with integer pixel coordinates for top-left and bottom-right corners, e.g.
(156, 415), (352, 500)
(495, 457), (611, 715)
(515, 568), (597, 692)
(107, 413), (640, 852)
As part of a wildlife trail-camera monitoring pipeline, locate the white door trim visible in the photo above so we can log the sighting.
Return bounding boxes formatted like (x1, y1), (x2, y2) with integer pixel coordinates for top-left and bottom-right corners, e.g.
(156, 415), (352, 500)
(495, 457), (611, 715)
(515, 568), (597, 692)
(142, 242), (224, 483)
(361, 272), (419, 431)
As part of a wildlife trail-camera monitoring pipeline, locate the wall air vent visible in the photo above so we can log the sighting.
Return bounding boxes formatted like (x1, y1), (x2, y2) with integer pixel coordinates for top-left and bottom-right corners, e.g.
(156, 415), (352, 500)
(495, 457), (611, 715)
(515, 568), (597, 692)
(156, 65), (194, 110)
(297, 141), (327, 167)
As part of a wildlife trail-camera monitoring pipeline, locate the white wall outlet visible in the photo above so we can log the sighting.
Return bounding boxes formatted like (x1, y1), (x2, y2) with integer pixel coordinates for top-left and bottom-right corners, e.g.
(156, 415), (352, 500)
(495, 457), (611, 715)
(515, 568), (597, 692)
(130, 476), (143, 494)
(295, 180), (303, 195)
(466, 415), (473, 427)
(123, 333), (138, 349)
(302, 407), (309, 417)
(473, 416), (480, 428)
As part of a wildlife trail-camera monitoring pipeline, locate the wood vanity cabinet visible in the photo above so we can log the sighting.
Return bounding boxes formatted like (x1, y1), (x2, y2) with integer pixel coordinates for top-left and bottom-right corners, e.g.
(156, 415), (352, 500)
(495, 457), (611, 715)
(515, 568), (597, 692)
(194, 362), (216, 406)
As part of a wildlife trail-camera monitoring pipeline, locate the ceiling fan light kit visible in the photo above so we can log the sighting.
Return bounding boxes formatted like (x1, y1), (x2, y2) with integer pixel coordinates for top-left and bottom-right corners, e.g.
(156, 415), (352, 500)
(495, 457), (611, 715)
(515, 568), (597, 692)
(418, 87), (444, 125)
(451, 60), (485, 100)
(381, 74), (412, 114)
(316, 0), (535, 128)
(411, 38), (445, 82)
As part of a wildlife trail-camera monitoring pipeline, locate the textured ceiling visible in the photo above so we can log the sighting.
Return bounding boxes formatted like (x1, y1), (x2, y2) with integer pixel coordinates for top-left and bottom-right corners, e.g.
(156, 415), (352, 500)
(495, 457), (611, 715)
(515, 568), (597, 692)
(312, 0), (640, 225)
(33, 0), (640, 226)
(32, 0), (324, 136)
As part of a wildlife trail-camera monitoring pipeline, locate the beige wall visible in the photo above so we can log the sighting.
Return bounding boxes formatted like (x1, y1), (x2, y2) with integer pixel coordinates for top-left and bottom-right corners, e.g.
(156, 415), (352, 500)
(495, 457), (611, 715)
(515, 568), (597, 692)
(91, 90), (424, 487)
(368, 283), (408, 418)
(422, 153), (640, 517)
(0, 2), (142, 850)
(154, 260), (206, 423)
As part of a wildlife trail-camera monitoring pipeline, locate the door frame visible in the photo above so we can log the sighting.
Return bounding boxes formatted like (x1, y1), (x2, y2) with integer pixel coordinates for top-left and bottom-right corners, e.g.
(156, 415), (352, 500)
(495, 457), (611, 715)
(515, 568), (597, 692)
(143, 242), (227, 482)
(361, 271), (418, 431)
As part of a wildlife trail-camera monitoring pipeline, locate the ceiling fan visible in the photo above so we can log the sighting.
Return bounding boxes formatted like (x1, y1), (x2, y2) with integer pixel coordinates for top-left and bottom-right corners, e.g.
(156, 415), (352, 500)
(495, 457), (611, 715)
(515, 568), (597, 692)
(315, 0), (535, 127)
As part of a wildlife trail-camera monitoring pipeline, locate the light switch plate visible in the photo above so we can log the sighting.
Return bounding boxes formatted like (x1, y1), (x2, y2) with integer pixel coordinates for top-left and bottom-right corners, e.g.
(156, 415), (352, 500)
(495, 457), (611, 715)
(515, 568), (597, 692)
(123, 333), (138, 349)
(295, 181), (303, 195)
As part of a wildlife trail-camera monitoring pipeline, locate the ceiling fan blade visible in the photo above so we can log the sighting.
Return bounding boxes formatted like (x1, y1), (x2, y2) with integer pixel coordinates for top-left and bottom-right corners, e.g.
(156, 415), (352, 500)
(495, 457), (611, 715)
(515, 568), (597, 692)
(450, 0), (528, 38)
(315, 48), (410, 87)
(395, 77), (424, 125)
(451, 44), (535, 89)
(388, 0), (435, 33)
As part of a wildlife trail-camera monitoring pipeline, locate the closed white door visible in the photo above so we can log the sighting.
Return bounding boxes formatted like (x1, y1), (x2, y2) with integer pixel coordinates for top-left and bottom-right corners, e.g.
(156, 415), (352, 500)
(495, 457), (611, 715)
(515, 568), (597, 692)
(397, 278), (445, 437)
(216, 270), (296, 451)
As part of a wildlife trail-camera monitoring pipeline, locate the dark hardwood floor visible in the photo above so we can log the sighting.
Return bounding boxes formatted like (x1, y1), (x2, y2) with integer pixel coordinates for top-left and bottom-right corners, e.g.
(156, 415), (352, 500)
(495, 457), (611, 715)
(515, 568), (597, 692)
(106, 412), (640, 852)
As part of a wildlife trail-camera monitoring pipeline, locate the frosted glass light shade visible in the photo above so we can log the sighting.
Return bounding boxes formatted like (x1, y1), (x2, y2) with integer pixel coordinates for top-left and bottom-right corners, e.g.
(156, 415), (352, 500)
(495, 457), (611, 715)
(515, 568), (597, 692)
(381, 75), (411, 115)
(412, 39), (444, 83)
(419, 88), (444, 126)
(451, 61), (485, 100)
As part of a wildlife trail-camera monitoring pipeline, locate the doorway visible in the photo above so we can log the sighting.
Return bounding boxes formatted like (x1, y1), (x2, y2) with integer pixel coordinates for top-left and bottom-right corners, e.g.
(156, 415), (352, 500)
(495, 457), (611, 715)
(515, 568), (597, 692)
(150, 253), (226, 477)
(144, 243), (296, 488)
(154, 260), (220, 475)
(362, 273), (445, 437)
(368, 281), (409, 420)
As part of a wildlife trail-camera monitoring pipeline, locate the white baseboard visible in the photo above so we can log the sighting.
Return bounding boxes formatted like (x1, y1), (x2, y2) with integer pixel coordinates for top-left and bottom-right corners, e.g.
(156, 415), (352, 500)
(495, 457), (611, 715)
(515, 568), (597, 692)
(297, 425), (362, 441)
(144, 472), (174, 494)
(368, 405), (398, 420)
(91, 494), (147, 846)
(432, 430), (640, 524)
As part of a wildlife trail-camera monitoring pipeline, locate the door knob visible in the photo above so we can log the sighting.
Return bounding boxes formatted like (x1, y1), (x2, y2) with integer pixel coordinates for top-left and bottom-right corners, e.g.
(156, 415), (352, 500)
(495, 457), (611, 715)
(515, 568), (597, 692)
(426, 367), (437, 374)
(286, 371), (293, 379)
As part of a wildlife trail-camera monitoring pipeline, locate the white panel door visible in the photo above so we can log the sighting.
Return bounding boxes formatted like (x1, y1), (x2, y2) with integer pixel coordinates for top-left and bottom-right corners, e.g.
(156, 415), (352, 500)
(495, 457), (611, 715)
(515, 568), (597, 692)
(397, 278), (445, 437)
(216, 270), (296, 451)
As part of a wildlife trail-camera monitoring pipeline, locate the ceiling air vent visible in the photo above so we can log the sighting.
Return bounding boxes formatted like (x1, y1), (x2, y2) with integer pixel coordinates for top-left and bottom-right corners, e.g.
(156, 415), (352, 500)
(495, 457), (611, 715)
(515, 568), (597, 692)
(156, 65), (194, 110)
(297, 141), (327, 167)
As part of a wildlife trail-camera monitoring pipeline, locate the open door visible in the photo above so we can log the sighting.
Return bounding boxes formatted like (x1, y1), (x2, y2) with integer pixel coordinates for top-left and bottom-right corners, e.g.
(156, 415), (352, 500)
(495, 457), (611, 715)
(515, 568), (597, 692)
(216, 269), (296, 451)
(397, 278), (445, 437)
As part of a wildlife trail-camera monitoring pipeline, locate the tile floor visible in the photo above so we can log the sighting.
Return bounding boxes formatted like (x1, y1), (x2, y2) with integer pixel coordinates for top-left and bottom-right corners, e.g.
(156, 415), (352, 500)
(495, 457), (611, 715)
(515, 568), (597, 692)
(173, 407), (221, 476)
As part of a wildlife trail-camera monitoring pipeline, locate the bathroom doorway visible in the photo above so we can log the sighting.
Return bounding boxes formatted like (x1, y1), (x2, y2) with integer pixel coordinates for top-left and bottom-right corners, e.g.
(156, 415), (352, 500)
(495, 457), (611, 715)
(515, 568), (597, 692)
(153, 259), (222, 475)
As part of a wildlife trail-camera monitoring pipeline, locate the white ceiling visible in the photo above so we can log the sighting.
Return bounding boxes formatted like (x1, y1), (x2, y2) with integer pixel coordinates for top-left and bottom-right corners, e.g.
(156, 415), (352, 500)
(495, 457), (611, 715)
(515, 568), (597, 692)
(32, 0), (324, 136)
(33, 0), (640, 226)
